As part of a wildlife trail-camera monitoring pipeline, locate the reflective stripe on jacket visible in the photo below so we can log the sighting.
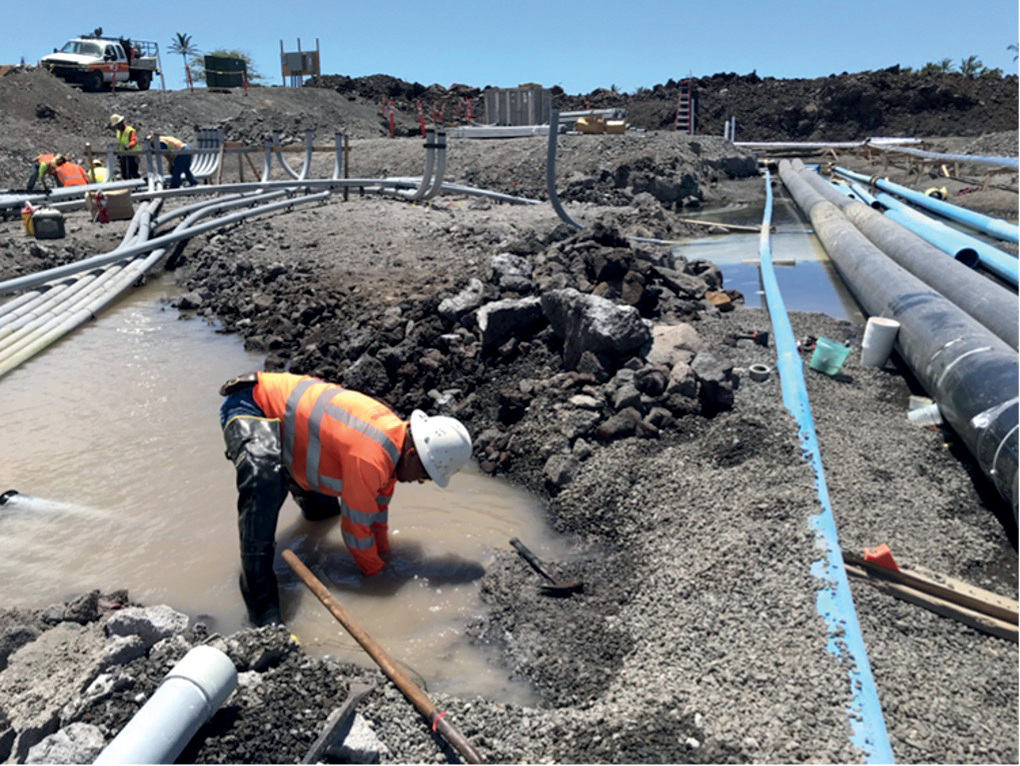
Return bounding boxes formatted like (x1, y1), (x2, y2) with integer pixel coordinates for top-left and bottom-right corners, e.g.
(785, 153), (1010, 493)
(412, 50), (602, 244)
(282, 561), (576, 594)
(55, 163), (89, 187)
(252, 372), (405, 576)
(116, 125), (138, 151)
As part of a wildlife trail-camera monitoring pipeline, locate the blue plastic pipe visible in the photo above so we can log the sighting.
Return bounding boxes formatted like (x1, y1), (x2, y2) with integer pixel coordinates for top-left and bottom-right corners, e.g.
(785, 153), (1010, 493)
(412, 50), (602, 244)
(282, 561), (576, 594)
(758, 170), (895, 764)
(790, 162), (1018, 350)
(832, 166), (1019, 244)
(873, 193), (1018, 287)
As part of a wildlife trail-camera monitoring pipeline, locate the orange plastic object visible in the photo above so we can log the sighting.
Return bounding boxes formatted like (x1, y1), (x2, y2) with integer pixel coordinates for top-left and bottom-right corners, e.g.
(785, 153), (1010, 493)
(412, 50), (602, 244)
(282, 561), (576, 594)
(862, 544), (899, 572)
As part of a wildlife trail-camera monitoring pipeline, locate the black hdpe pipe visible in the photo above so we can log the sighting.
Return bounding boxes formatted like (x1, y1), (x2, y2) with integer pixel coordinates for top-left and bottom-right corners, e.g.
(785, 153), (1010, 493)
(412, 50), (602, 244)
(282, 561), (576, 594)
(790, 161), (1019, 351)
(779, 160), (1019, 517)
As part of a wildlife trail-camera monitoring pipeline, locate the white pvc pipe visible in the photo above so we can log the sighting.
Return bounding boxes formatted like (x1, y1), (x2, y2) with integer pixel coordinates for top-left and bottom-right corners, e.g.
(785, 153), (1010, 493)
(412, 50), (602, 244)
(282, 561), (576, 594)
(94, 645), (237, 764)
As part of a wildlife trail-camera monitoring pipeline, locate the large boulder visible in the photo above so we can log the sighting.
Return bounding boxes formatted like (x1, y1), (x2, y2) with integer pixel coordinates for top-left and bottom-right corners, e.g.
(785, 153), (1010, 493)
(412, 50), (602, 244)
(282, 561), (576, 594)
(541, 289), (651, 369)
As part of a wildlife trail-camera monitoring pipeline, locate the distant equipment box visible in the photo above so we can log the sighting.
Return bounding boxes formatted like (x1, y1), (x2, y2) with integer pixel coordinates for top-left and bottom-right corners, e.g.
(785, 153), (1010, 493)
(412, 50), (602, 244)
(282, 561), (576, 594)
(205, 55), (247, 88)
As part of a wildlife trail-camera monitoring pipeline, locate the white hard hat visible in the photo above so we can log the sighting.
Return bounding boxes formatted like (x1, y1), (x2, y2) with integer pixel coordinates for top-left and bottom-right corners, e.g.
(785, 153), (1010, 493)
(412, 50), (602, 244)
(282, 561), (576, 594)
(410, 410), (472, 488)
(109, 113), (124, 127)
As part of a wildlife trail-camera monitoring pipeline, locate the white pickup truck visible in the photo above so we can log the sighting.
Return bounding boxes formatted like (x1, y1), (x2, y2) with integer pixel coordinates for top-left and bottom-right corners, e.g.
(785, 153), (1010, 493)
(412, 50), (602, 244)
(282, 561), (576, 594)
(40, 35), (159, 92)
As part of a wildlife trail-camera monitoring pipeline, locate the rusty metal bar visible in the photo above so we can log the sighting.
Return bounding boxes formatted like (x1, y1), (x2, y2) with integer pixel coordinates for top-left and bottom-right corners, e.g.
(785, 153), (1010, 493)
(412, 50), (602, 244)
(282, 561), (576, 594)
(282, 549), (486, 764)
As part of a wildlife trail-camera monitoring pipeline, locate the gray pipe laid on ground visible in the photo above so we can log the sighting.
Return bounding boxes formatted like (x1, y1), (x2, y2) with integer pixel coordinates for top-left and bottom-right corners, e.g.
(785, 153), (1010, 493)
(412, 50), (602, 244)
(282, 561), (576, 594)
(94, 645), (237, 764)
(780, 160), (1019, 516)
(791, 163), (1019, 350)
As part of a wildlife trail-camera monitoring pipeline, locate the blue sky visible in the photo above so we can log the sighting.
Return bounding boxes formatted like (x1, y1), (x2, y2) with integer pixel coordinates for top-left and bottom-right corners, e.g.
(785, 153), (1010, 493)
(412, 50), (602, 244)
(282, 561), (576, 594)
(4, 0), (1018, 93)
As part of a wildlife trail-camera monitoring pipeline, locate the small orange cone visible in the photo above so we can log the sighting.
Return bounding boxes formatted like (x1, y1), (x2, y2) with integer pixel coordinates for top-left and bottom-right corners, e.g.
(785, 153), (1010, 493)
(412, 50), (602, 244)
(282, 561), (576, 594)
(863, 543), (899, 572)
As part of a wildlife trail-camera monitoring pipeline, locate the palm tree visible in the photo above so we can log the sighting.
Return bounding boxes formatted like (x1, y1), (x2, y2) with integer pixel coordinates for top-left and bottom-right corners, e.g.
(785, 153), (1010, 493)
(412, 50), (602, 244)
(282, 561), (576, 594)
(959, 55), (983, 77)
(168, 33), (198, 90)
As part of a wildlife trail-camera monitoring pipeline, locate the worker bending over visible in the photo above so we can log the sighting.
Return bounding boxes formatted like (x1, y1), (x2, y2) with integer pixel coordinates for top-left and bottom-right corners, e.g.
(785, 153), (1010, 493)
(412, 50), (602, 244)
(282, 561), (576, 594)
(26, 152), (58, 192)
(148, 134), (198, 188)
(53, 155), (90, 187)
(219, 371), (473, 627)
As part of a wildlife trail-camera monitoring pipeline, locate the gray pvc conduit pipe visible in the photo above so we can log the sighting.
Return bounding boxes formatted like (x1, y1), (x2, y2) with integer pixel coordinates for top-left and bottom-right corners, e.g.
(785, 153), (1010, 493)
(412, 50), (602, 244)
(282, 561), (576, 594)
(423, 131), (448, 201)
(272, 129), (315, 181)
(0, 189), (311, 295)
(793, 165), (1019, 350)
(0, 198), (161, 328)
(546, 108), (584, 230)
(399, 129), (437, 201)
(0, 188), (335, 376)
(94, 645), (237, 764)
(756, 170), (894, 764)
(780, 160), (1019, 515)
(0, 202), (164, 372)
(872, 193), (1018, 287)
(1, 192), (264, 368)
(832, 166), (1019, 244)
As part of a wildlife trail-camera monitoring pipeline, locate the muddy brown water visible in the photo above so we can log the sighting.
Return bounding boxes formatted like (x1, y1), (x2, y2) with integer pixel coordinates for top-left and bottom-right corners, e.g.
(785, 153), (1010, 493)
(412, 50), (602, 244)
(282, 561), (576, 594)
(0, 275), (563, 705)
(0, 205), (859, 704)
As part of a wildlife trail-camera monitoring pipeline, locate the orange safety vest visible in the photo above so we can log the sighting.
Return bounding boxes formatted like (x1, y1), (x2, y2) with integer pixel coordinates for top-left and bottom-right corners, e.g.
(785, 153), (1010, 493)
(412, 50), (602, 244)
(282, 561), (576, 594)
(252, 372), (406, 576)
(55, 162), (90, 187)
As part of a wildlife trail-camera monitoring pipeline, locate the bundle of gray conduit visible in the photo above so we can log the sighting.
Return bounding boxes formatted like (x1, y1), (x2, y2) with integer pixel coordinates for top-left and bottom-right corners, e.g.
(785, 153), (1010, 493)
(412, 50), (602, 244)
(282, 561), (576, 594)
(778, 159), (1018, 520)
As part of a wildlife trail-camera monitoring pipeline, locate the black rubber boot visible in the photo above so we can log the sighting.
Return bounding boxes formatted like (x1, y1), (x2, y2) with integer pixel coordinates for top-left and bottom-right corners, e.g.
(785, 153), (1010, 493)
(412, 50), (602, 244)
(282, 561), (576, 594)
(289, 481), (341, 522)
(223, 416), (290, 627)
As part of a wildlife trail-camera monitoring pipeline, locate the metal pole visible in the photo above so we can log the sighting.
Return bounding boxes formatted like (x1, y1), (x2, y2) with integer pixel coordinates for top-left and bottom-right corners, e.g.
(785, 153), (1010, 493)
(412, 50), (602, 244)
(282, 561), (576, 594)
(282, 550), (486, 764)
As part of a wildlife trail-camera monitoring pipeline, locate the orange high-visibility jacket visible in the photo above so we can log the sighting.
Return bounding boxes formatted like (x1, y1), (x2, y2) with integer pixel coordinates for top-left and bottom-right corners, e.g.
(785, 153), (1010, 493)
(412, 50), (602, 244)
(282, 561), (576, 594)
(55, 162), (89, 187)
(253, 372), (406, 576)
(34, 153), (58, 183)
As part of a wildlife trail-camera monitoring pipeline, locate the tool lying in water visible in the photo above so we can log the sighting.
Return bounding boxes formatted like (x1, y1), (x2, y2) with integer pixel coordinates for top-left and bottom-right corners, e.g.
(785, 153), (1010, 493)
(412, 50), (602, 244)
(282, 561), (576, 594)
(283, 549), (486, 764)
(509, 537), (584, 596)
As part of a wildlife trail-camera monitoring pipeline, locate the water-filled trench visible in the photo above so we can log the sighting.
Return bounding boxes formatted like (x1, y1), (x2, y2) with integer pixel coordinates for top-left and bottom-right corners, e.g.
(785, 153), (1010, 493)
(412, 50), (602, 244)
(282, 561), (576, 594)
(0, 196), (860, 704)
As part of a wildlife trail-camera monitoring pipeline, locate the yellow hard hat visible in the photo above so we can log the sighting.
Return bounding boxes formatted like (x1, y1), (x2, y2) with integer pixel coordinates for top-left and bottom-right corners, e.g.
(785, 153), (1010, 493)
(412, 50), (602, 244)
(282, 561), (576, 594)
(109, 113), (124, 127)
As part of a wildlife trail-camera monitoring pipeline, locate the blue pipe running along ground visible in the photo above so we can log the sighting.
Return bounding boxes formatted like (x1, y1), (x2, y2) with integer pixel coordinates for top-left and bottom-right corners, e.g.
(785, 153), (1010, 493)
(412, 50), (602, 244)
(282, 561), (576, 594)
(757, 170), (895, 763)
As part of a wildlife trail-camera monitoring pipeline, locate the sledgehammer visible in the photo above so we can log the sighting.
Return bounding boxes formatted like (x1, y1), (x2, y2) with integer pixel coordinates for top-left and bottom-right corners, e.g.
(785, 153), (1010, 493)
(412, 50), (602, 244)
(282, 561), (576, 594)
(509, 538), (584, 597)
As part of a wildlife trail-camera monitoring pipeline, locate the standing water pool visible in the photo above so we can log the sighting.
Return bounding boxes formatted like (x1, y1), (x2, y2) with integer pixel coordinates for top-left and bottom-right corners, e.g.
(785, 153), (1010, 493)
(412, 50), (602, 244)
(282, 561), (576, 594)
(0, 273), (564, 705)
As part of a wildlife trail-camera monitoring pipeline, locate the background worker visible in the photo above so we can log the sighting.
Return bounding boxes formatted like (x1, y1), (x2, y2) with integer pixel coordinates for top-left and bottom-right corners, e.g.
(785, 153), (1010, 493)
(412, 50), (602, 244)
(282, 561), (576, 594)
(52, 155), (90, 187)
(108, 113), (139, 179)
(219, 371), (473, 627)
(26, 152), (58, 192)
(148, 134), (198, 188)
(87, 159), (109, 184)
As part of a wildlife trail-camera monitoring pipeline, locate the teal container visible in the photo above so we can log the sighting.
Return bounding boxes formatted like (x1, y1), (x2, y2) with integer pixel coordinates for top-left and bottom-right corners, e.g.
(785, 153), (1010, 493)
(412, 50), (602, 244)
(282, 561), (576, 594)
(204, 55), (246, 88)
(809, 337), (850, 376)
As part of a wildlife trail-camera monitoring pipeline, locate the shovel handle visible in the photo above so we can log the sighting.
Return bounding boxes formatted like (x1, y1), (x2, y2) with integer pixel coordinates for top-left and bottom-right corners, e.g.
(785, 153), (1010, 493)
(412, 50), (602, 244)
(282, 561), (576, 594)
(509, 537), (557, 584)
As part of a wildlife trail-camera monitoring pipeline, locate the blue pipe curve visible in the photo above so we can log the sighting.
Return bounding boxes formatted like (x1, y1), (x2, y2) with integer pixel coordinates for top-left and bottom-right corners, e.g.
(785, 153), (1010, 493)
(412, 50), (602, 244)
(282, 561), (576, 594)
(758, 170), (895, 764)
(832, 167), (1019, 244)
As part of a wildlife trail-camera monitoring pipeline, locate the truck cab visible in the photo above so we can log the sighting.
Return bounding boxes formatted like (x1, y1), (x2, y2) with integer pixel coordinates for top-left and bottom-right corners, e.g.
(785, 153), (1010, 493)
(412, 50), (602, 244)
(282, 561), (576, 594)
(41, 35), (159, 92)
